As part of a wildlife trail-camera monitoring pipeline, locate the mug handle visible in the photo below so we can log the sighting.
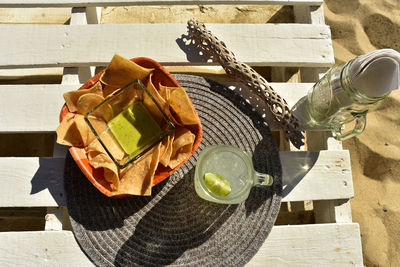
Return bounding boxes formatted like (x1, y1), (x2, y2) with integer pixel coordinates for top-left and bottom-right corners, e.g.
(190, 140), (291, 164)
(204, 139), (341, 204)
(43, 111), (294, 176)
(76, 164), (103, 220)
(253, 172), (274, 187)
(334, 113), (367, 141)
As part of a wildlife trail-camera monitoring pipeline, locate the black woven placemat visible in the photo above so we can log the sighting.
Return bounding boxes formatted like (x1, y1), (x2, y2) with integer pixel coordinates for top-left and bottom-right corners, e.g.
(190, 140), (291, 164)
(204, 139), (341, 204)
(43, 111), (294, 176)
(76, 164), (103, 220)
(64, 74), (282, 266)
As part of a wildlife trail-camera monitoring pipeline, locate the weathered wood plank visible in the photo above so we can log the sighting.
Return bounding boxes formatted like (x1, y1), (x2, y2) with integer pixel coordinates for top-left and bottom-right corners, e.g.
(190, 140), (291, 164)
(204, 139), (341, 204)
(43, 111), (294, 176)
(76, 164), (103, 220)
(0, 84), (77, 132)
(249, 223), (363, 266)
(0, 231), (94, 266)
(280, 150), (353, 202)
(45, 207), (64, 231)
(0, 0), (323, 8)
(61, 7), (99, 86)
(0, 223), (363, 267)
(0, 157), (66, 207)
(0, 150), (352, 207)
(0, 8), (70, 25)
(0, 24), (333, 68)
(0, 83), (313, 132)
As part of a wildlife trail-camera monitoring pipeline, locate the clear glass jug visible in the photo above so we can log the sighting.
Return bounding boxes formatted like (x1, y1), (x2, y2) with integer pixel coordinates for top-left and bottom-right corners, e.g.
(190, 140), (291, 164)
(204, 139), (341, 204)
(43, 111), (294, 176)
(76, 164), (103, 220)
(293, 59), (389, 140)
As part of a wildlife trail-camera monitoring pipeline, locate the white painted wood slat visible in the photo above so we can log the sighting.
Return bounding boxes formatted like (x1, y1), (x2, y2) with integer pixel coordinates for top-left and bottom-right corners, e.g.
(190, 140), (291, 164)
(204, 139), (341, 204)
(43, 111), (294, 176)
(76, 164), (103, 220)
(0, 150), (352, 207)
(0, 84), (77, 132)
(45, 207), (64, 231)
(0, 0), (324, 8)
(0, 223), (362, 267)
(280, 150), (353, 202)
(0, 231), (94, 266)
(0, 157), (66, 208)
(249, 223), (363, 266)
(0, 24), (333, 69)
(0, 83), (313, 132)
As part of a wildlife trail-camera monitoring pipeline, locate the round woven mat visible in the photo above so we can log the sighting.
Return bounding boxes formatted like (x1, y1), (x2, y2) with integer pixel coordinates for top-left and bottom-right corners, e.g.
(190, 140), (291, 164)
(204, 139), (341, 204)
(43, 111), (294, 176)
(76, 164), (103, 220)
(65, 74), (282, 267)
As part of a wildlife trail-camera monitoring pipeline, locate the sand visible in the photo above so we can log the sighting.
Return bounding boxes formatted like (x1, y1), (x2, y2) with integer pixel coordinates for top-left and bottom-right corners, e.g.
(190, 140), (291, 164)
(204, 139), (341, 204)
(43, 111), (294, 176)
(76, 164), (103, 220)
(324, 0), (400, 266)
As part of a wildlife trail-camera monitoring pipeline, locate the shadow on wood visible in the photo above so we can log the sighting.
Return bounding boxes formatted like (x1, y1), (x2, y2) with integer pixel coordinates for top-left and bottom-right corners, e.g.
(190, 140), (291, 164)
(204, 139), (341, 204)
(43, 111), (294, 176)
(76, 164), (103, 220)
(176, 34), (215, 64)
(280, 151), (318, 198)
(30, 157), (67, 206)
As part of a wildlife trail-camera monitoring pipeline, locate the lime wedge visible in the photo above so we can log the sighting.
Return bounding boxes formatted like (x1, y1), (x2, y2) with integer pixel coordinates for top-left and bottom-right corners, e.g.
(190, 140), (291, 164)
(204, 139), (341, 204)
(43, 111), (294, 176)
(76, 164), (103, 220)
(204, 172), (231, 197)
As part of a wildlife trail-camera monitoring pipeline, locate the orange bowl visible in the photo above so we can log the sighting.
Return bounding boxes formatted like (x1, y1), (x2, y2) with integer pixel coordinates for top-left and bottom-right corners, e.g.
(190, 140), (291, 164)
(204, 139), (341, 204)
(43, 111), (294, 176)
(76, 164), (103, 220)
(59, 57), (203, 197)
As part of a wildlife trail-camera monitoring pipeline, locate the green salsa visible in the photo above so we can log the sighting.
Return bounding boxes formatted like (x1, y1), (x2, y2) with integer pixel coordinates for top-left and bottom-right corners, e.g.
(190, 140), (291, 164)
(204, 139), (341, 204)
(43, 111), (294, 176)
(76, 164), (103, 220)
(108, 102), (162, 155)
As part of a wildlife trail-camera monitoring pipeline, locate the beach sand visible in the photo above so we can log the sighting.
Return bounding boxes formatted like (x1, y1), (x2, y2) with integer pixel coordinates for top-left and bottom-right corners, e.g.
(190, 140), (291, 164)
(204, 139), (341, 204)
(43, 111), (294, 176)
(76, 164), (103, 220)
(324, 0), (400, 266)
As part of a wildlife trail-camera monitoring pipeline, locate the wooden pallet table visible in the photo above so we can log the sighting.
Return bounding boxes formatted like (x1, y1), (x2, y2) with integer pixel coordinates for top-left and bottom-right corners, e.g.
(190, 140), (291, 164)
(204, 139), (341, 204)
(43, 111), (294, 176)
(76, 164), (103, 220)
(0, 1), (363, 266)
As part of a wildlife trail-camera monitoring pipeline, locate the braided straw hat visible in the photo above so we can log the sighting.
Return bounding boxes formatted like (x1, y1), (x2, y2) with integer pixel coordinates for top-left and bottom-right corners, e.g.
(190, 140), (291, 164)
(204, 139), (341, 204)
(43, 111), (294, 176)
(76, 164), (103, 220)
(65, 75), (282, 266)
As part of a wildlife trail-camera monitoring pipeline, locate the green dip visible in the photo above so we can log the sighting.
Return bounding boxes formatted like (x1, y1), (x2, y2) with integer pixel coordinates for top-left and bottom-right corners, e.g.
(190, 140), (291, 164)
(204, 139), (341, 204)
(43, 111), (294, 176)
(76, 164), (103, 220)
(108, 102), (162, 155)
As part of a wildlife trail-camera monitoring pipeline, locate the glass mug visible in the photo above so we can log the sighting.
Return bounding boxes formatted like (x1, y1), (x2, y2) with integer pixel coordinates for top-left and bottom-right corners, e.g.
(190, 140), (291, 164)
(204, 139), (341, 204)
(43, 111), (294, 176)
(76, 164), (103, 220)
(194, 145), (273, 204)
(305, 58), (388, 140)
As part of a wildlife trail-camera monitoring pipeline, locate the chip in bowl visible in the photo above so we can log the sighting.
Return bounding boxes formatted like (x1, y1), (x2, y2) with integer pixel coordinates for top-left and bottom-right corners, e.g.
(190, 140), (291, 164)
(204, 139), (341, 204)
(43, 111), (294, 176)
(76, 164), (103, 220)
(57, 55), (202, 197)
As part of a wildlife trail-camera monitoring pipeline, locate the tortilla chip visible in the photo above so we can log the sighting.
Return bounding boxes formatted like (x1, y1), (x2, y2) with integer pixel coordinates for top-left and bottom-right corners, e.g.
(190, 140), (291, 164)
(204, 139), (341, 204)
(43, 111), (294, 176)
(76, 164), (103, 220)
(63, 82), (103, 112)
(87, 130), (125, 161)
(159, 135), (169, 159)
(56, 113), (99, 147)
(73, 114), (100, 146)
(104, 168), (119, 191)
(94, 103), (114, 122)
(86, 116), (108, 144)
(77, 93), (104, 113)
(158, 83), (183, 126)
(112, 143), (161, 196)
(147, 74), (166, 104)
(168, 87), (200, 125)
(88, 150), (120, 189)
(108, 83), (143, 116)
(143, 73), (170, 124)
(168, 128), (195, 169)
(56, 113), (82, 146)
(100, 54), (154, 87)
(159, 134), (174, 167)
(87, 136), (121, 189)
(102, 84), (119, 98)
(159, 84), (192, 126)
(158, 83), (169, 100)
(168, 107), (184, 127)
(99, 130), (125, 161)
(76, 93), (114, 122)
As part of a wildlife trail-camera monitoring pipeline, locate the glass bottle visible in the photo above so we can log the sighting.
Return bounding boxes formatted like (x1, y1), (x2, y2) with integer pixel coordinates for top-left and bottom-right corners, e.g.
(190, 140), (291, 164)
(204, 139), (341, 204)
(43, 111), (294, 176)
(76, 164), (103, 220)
(294, 58), (389, 140)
